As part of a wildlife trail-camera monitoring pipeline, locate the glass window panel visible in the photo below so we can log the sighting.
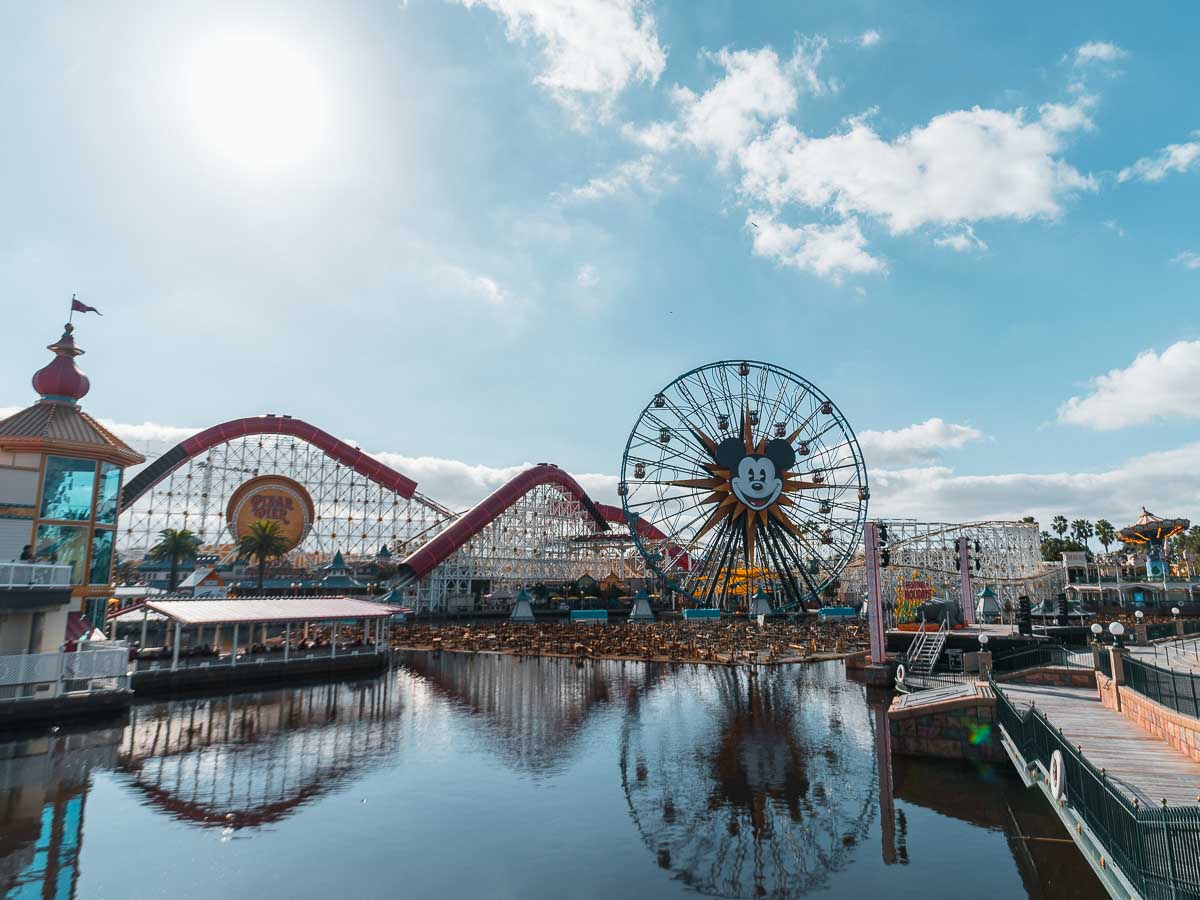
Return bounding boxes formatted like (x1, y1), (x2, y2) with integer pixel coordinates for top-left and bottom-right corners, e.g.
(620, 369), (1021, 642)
(39, 457), (97, 522)
(95, 463), (122, 525)
(34, 524), (89, 584)
(89, 529), (114, 585)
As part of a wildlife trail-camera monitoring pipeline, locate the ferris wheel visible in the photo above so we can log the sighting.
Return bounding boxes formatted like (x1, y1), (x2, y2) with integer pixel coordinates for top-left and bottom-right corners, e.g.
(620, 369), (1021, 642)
(619, 360), (868, 610)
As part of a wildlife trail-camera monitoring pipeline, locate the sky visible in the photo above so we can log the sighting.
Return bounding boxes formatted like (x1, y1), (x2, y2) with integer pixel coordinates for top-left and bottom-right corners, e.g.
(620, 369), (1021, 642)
(2, 0), (1198, 527)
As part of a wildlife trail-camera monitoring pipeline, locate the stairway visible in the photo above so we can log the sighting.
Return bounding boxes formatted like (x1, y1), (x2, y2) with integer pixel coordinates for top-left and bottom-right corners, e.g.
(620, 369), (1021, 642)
(907, 619), (948, 675)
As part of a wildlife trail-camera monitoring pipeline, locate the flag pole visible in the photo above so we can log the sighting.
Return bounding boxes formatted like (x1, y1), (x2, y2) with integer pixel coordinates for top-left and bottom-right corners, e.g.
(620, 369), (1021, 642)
(68, 293), (76, 325)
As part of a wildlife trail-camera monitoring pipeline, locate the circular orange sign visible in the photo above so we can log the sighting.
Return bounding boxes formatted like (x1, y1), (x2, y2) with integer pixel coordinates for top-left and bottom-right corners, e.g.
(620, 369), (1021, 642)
(225, 475), (315, 551)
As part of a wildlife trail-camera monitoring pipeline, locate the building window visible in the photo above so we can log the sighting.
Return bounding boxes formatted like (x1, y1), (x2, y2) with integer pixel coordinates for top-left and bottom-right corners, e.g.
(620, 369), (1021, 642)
(90, 530), (115, 585)
(95, 463), (121, 525)
(40, 457), (97, 522)
(35, 524), (89, 584)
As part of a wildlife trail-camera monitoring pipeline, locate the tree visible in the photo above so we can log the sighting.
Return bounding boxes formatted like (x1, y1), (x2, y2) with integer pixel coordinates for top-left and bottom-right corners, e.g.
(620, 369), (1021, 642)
(1051, 515), (1068, 539)
(1071, 519), (1094, 549)
(1040, 536), (1088, 563)
(235, 520), (292, 596)
(1095, 519), (1115, 554)
(148, 528), (201, 591)
(1020, 516), (1036, 524)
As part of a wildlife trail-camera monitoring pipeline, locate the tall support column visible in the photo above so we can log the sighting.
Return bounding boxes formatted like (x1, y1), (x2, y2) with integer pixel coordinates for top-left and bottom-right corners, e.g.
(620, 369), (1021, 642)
(332, 623), (338, 659)
(213, 624), (221, 654)
(232, 623), (239, 667)
(865, 521), (887, 667)
(284, 622), (290, 663)
(958, 536), (976, 625)
(171, 623), (181, 671)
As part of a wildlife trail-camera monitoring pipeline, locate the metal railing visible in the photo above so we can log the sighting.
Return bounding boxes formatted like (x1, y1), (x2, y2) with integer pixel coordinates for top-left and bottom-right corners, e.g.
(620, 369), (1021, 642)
(992, 676), (1200, 899)
(131, 645), (384, 674)
(0, 646), (130, 700)
(1124, 656), (1200, 720)
(992, 645), (1094, 674)
(0, 562), (73, 589)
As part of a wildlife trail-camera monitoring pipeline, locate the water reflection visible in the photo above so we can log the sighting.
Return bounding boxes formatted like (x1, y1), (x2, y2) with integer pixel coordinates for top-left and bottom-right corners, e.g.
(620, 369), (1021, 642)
(118, 678), (404, 828)
(0, 727), (121, 899)
(620, 664), (877, 898)
(0, 656), (1103, 900)
(399, 651), (663, 774)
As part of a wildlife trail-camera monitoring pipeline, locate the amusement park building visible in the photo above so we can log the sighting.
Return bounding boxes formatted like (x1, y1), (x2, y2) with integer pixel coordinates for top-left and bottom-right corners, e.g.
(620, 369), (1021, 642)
(0, 322), (144, 657)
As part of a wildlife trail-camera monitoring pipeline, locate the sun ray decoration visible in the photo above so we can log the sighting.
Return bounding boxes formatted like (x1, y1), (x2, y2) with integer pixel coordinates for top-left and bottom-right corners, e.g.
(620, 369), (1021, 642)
(620, 361), (868, 611)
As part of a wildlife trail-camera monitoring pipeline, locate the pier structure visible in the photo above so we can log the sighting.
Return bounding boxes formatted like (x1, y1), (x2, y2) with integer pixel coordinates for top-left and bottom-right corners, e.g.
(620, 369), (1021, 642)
(890, 628), (1200, 898)
(130, 596), (397, 692)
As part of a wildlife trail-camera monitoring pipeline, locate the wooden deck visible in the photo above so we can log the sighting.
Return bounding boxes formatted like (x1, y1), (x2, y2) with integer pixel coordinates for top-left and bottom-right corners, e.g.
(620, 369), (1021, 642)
(1001, 682), (1200, 808)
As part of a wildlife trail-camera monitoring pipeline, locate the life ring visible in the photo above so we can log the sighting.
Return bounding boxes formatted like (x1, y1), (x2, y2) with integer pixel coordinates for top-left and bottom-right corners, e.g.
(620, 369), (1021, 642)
(895, 663), (906, 684)
(1049, 750), (1066, 800)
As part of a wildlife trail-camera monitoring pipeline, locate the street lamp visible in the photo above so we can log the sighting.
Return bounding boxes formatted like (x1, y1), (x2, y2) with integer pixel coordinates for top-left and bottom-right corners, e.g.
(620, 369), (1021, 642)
(1172, 606), (1181, 618)
(978, 633), (990, 647)
(1109, 621), (1125, 648)
(1090, 622), (1103, 643)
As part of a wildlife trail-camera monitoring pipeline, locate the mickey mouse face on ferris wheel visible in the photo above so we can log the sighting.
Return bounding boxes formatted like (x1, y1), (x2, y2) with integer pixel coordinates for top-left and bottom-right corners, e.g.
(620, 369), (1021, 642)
(716, 438), (797, 512)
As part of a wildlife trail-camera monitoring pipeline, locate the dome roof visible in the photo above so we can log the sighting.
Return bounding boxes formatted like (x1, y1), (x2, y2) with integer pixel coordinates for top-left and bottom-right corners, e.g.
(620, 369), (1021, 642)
(31, 324), (89, 402)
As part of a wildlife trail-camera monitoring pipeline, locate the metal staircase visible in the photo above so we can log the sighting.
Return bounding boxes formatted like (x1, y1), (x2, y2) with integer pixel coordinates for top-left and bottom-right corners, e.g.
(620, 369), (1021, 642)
(906, 618), (948, 675)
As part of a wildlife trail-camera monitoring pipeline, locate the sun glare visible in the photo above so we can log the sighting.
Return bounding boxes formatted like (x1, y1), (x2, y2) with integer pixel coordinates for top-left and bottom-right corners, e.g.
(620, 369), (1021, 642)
(184, 33), (330, 171)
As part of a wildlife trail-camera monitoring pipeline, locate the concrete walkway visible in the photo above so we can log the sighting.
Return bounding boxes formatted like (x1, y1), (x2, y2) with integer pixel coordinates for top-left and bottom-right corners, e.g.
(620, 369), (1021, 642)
(1001, 682), (1200, 808)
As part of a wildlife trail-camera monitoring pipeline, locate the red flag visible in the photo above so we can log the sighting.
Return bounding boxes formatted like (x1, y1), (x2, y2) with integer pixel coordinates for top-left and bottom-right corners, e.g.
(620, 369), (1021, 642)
(70, 297), (101, 316)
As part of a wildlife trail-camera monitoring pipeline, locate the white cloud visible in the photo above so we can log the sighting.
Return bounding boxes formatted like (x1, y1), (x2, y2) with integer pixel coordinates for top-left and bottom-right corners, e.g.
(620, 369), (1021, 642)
(934, 224), (987, 252)
(1102, 219), (1126, 237)
(871, 442), (1200, 525)
(455, 0), (665, 119)
(857, 30), (881, 48)
(746, 214), (885, 282)
(1174, 251), (1200, 270)
(561, 154), (672, 201)
(1071, 41), (1128, 66)
(576, 263), (599, 287)
(1057, 340), (1200, 430)
(858, 418), (984, 467)
(738, 102), (1096, 236)
(442, 265), (520, 307)
(1117, 135), (1200, 183)
(629, 41), (830, 166)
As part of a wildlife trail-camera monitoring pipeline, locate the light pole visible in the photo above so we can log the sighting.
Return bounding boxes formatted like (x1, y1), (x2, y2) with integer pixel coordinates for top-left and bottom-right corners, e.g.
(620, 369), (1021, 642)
(1109, 620), (1125, 649)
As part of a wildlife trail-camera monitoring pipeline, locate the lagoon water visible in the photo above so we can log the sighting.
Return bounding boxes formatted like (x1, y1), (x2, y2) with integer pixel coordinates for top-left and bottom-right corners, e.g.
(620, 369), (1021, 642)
(1, 654), (1103, 899)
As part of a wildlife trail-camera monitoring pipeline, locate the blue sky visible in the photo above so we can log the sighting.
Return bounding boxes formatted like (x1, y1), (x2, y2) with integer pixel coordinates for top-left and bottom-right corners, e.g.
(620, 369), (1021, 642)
(2, 0), (1198, 523)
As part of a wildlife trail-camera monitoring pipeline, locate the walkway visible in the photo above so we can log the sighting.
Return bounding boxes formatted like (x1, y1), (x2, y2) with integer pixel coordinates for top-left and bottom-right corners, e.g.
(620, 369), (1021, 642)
(1130, 639), (1200, 674)
(1001, 682), (1200, 808)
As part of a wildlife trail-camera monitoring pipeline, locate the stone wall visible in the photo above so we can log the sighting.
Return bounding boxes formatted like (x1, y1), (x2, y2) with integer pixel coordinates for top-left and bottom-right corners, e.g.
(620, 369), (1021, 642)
(1096, 671), (1200, 764)
(889, 695), (1003, 762)
(997, 666), (1096, 689)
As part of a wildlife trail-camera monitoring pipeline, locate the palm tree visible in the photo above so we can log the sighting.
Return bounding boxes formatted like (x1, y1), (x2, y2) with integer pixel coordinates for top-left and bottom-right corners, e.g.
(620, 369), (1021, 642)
(1051, 516), (1069, 539)
(1095, 519), (1115, 555)
(235, 520), (292, 595)
(148, 528), (201, 591)
(1071, 519), (1094, 549)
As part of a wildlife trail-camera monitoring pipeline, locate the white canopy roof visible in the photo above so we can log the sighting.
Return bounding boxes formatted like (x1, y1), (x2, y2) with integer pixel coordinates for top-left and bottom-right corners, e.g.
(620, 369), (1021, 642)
(146, 596), (399, 626)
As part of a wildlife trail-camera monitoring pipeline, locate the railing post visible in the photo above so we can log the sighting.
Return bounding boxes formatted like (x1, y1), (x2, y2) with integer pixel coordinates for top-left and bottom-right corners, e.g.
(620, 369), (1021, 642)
(232, 623), (239, 668)
(284, 622), (290, 663)
(55, 649), (65, 696)
(171, 623), (181, 671)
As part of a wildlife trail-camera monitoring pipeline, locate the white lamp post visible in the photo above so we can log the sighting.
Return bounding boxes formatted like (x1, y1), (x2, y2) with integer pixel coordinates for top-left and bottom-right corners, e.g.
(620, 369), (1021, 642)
(1090, 622), (1103, 643)
(1109, 620), (1125, 648)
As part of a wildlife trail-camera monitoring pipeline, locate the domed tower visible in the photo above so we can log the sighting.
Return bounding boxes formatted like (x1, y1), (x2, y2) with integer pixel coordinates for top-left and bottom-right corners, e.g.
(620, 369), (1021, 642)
(0, 320), (144, 648)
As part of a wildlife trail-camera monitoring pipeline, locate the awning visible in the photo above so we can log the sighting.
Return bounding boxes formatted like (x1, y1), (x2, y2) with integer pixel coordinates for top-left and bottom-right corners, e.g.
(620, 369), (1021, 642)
(146, 596), (400, 626)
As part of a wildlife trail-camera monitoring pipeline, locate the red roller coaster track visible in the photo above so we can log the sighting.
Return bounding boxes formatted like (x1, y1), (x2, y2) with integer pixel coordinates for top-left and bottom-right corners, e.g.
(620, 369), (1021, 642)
(399, 464), (608, 580)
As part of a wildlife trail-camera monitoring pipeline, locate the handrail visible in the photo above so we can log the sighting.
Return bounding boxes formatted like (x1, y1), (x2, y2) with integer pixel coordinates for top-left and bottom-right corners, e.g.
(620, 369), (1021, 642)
(991, 644), (1092, 674)
(991, 675), (1200, 897)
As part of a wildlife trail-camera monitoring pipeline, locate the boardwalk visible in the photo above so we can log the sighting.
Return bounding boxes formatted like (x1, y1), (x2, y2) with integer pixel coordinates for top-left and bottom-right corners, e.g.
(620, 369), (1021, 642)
(1001, 682), (1200, 808)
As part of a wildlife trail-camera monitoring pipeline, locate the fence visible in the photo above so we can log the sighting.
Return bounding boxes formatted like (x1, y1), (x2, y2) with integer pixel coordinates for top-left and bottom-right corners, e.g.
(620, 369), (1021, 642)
(991, 645), (1093, 674)
(0, 646), (130, 700)
(1124, 656), (1200, 720)
(0, 562), (72, 589)
(992, 677), (1200, 899)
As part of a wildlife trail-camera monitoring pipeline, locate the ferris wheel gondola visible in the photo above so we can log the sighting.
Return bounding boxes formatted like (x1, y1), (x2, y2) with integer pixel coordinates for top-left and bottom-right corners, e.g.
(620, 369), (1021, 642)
(620, 360), (867, 610)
